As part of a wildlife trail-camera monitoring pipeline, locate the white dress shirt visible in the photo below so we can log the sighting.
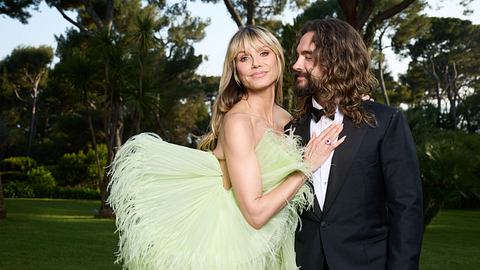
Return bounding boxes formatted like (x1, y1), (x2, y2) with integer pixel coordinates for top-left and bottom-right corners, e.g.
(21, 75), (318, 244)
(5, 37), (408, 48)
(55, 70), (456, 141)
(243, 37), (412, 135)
(310, 98), (344, 210)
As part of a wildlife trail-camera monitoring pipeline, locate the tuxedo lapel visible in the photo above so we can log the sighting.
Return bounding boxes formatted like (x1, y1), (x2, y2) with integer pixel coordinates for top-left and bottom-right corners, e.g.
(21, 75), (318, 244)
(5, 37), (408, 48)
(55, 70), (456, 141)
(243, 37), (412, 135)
(289, 115), (323, 221)
(292, 115), (311, 145)
(322, 117), (367, 217)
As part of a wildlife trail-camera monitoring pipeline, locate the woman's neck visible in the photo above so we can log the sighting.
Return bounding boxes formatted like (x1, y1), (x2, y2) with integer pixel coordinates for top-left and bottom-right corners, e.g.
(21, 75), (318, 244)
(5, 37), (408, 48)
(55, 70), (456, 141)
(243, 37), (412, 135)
(244, 87), (275, 123)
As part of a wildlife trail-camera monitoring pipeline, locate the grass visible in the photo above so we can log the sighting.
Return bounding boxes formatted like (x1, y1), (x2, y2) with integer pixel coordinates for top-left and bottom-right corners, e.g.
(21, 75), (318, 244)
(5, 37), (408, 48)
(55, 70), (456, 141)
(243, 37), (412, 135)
(0, 199), (479, 269)
(0, 199), (120, 270)
(420, 209), (480, 269)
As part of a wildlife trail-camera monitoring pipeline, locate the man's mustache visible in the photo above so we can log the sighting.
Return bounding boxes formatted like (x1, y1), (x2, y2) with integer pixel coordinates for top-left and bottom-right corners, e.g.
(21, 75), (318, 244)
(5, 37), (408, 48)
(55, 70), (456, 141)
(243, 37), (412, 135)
(294, 71), (310, 79)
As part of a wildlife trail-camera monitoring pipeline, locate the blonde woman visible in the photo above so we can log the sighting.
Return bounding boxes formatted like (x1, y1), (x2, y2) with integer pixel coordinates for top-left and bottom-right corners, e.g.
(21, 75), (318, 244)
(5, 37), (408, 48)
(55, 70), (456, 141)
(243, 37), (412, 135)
(108, 26), (344, 269)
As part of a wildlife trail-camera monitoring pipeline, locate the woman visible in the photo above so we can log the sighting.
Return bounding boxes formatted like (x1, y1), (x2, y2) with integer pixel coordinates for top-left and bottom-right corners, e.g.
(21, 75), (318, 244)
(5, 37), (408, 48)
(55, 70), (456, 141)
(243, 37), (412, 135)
(107, 26), (344, 269)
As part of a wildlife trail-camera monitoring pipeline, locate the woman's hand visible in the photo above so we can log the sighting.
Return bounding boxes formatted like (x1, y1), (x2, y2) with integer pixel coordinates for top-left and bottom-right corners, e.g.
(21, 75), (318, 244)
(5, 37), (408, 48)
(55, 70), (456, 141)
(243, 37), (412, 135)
(304, 122), (345, 171)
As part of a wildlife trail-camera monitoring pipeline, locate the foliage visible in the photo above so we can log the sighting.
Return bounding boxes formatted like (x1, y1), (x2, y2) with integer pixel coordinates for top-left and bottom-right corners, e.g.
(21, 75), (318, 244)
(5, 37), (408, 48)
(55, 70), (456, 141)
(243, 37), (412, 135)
(32, 0), (211, 216)
(0, 156), (37, 183)
(457, 89), (480, 133)
(26, 166), (56, 187)
(398, 17), (480, 129)
(316, 0), (426, 48)
(1, 45), (54, 154)
(3, 182), (34, 198)
(199, 0), (309, 27)
(0, 0), (42, 24)
(54, 145), (107, 188)
(3, 184), (100, 200)
(407, 105), (480, 226)
(165, 94), (210, 146)
(0, 156), (37, 172)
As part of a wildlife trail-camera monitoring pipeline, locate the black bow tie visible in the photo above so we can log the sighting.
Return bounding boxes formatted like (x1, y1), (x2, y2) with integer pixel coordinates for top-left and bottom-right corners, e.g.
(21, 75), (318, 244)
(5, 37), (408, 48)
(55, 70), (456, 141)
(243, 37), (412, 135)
(310, 107), (334, 122)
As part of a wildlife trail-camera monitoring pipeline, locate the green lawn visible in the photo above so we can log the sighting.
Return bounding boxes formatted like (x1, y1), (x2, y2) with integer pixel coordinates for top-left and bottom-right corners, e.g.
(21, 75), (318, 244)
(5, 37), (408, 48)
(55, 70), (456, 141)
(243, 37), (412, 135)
(0, 199), (479, 269)
(0, 199), (120, 270)
(420, 209), (480, 269)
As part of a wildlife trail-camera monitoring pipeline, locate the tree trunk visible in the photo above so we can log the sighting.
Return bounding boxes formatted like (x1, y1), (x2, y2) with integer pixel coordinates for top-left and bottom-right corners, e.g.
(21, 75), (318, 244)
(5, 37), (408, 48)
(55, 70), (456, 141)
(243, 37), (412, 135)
(430, 59), (442, 127)
(84, 88), (103, 186)
(377, 28), (390, 106)
(246, 0), (255, 26)
(378, 59), (390, 106)
(27, 83), (39, 156)
(446, 63), (459, 129)
(134, 58), (144, 134)
(0, 174), (6, 220)
(339, 0), (416, 49)
(223, 0), (243, 27)
(97, 104), (123, 218)
(96, 59), (119, 219)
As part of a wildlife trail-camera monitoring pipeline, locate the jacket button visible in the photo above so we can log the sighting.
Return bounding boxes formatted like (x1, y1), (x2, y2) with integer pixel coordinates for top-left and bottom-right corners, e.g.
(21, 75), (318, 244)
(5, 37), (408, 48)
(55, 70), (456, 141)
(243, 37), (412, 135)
(320, 221), (327, 228)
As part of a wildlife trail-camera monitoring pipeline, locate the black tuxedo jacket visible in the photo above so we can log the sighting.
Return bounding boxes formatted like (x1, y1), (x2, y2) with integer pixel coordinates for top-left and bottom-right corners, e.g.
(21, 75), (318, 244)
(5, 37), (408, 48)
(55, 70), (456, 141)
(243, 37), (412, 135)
(286, 101), (423, 270)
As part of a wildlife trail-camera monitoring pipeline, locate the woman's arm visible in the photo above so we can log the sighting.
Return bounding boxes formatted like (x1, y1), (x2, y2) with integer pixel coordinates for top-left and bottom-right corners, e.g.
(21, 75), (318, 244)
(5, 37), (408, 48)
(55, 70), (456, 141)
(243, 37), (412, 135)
(221, 114), (344, 229)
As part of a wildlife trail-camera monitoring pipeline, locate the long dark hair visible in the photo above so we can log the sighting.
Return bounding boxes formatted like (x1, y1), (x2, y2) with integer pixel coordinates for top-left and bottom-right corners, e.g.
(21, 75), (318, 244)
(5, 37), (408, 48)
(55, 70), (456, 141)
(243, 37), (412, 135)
(293, 18), (377, 126)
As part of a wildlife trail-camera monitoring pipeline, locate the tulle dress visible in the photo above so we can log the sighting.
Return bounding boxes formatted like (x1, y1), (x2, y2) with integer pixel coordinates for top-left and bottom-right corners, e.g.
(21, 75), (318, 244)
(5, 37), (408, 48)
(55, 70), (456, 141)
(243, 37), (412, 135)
(107, 129), (314, 270)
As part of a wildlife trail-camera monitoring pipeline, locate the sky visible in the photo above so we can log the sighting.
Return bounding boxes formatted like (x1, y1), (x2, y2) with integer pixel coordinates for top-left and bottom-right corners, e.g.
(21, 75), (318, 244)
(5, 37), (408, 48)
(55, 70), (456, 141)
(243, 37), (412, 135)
(0, 1), (479, 78)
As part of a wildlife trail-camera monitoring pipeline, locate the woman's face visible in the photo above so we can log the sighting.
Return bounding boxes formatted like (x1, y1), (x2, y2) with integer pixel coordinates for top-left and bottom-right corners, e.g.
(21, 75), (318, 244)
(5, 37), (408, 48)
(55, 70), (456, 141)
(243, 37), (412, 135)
(235, 41), (278, 93)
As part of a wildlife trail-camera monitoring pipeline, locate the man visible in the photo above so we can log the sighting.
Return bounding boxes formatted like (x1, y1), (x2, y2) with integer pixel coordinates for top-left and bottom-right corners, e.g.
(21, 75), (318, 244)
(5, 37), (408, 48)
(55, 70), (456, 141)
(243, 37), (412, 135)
(287, 19), (424, 270)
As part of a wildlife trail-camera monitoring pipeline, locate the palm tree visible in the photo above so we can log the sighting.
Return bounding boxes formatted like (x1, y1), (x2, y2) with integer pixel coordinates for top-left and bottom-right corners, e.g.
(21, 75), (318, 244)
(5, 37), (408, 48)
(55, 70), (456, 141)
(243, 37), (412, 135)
(128, 6), (161, 133)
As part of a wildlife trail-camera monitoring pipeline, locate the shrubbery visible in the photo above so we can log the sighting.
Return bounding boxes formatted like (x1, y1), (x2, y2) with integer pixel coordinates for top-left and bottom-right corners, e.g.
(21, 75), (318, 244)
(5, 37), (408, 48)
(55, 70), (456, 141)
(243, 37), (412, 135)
(0, 145), (106, 200)
(407, 106), (480, 226)
(54, 145), (107, 188)
(3, 183), (99, 200)
(0, 156), (37, 183)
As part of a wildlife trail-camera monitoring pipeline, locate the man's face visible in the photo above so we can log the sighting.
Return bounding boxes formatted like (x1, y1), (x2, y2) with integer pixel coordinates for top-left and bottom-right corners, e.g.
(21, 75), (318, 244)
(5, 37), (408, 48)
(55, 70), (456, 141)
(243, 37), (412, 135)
(292, 31), (323, 97)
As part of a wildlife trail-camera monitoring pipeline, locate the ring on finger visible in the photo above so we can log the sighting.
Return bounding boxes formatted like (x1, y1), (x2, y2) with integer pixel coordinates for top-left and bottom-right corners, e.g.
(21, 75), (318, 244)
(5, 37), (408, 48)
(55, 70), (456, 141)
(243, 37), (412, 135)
(325, 139), (332, 145)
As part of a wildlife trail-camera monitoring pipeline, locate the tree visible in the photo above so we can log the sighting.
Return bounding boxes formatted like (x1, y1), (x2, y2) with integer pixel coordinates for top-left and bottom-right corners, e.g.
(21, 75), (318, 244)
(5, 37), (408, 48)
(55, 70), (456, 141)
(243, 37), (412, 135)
(397, 17), (480, 129)
(457, 91), (480, 133)
(49, 0), (208, 217)
(126, 6), (163, 133)
(0, 0), (41, 23)
(2, 46), (54, 155)
(337, 0), (421, 48)
(53, 30), (105, 188)
(200, 0), (308, 27)
(49, 0), (149, 217)
(405, 104), (480, 226)
(372, 1), (428, 105)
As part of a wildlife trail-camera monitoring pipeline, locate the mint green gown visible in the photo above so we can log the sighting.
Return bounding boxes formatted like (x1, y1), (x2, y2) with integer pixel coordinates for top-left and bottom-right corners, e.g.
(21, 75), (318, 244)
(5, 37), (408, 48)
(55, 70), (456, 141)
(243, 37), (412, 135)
(107, 130), (314, 270)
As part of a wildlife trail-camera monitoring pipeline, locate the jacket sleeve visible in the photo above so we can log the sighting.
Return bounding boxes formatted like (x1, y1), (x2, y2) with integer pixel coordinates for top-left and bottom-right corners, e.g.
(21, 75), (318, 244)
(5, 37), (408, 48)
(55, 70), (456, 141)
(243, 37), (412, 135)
(381, 109), (424, 270)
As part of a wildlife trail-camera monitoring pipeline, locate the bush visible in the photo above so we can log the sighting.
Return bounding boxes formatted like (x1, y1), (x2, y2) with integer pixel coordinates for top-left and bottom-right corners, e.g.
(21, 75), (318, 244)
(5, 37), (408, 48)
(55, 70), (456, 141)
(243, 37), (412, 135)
(0, 156), (37, 183)
(0, 156), (37, 172)
(27, 166), (56, 186)
(3, 182), (35, 198)
(54, 145), (107, 188)
(416, 129), (480, 226)
(3, 184), (100, 200)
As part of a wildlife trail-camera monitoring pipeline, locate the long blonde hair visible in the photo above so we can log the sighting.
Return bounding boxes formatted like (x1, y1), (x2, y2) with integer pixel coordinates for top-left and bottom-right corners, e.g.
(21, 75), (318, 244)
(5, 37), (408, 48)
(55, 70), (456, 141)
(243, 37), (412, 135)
(198, 26), (285, 150)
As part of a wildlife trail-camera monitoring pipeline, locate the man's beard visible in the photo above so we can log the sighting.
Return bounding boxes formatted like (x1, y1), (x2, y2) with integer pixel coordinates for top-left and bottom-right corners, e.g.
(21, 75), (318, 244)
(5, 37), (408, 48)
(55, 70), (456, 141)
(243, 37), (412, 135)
(293, 71), (321, 97)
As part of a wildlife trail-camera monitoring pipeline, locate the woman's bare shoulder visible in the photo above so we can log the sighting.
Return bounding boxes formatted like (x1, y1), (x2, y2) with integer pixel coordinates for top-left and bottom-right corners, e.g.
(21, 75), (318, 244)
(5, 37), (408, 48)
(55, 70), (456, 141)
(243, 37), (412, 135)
(274, 105), (293, 128)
